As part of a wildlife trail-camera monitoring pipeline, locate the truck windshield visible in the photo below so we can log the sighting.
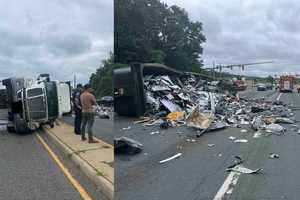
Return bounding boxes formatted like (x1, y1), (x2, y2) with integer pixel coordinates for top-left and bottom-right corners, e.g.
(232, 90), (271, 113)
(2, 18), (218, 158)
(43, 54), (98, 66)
(27, 88), (43, 97)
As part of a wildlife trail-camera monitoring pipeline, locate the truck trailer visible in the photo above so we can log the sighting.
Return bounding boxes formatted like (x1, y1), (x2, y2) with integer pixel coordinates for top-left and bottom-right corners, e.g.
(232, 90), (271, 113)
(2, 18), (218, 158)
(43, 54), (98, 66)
(279, 75), (294, 93)
(2, 74), (71, 134)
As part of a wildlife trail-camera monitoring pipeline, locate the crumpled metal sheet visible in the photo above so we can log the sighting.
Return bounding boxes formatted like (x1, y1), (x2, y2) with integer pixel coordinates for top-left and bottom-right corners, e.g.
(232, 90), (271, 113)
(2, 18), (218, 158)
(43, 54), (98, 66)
(227, 165), (263, 174)
(160, 99), (182, 112)
(114, 137), (143, 155)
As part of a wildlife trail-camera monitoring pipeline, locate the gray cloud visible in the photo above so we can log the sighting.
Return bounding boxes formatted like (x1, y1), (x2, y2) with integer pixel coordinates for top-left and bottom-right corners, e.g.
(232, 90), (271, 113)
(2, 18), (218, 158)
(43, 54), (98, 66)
(0, 0), (113, 84)
(162, 0), (300, 77)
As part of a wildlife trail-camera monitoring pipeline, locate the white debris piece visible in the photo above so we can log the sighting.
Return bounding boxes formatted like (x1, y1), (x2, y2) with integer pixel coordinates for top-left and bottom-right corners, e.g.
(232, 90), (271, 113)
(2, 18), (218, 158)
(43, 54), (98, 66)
(122, 126), (131, 130)
(229, 136), (236, 140)
(150, 131), (160, 135)
(253, 130), (263, 138)
(159, 153), (182, 164)
(227, 165), (262, 174)
(240, 129), (248, 133)
(208, 144), (215, 147)
(269, 153), (279, 159)
(234, 139), (248, 143)
(265, 123), (285, 132)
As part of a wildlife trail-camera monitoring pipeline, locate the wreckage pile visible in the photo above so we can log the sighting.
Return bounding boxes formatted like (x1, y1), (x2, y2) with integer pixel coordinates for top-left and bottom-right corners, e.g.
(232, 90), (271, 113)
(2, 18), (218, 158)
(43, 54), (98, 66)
(140, 75), (298, 136)
(116, 74), (298, 155)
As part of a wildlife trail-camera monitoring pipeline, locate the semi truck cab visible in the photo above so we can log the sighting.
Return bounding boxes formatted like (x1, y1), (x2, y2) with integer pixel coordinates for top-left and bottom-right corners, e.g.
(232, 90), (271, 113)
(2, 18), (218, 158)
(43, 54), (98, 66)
(2, 74), (71, 134)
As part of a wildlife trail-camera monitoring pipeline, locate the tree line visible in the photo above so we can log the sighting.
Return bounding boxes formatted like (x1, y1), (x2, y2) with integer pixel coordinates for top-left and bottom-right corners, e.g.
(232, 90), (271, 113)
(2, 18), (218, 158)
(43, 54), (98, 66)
(90, 0), (206, 98)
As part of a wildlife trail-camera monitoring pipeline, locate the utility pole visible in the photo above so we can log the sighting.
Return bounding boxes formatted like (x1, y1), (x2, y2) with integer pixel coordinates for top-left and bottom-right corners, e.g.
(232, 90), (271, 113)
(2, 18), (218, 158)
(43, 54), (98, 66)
(73, 74), (76, 88)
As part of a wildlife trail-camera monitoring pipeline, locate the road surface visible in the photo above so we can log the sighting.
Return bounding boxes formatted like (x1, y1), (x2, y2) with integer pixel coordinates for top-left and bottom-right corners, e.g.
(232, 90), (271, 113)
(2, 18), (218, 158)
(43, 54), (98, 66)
(115, 88), (300, 200)
(0, 110), (108, 200)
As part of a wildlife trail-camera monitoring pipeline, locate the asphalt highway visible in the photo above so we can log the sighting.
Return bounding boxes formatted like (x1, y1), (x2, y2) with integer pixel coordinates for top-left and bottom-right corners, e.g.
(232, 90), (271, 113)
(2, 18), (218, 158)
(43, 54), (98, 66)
(115, 88), (300, 200)
(0, 110), (108, 200)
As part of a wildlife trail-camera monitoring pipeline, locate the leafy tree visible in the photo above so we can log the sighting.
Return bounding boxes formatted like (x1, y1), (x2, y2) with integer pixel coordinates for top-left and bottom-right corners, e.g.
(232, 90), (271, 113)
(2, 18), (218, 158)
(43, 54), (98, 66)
(115, 0), (206, 72)
(89, 54), (127, 98)
(266, 75), (274, 83)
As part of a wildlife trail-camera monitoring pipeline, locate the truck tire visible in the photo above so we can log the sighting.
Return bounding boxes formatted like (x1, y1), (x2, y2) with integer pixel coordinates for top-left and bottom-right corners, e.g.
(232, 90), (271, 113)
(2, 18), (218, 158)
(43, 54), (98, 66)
(7, 125), (15, 133)
(14, 114), (29, 134)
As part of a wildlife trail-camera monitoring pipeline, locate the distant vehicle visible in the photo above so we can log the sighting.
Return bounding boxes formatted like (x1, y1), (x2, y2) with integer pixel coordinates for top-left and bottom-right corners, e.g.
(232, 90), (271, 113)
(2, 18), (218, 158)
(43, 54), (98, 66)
(257, 83), (267, 91)
(279, 75), (294, 92)
(2, 74), (72, 134)
(266, 83), (273, 90)
(98, 96), (113, 107)
(233, 77), (247, 91)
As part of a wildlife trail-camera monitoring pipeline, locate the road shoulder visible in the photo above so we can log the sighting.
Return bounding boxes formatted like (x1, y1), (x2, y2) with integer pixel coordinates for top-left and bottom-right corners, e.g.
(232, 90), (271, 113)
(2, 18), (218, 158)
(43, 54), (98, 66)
(43, 120), (114, 200)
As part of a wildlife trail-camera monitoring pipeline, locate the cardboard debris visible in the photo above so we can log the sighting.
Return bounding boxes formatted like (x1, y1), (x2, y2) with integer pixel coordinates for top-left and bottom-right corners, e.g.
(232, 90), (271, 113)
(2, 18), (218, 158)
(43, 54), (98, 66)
(167, 111), (185, 121)
(186, 105), (213, 129)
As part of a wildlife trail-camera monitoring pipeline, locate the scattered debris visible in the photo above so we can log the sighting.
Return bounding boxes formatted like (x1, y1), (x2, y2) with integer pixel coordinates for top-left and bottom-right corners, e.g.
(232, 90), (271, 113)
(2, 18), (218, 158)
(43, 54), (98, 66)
(150, 131), (160, 135)
(167, 111), (185, 121)
(227, 156), (244, 169)
(186, 105), (213, 129)
(159, 153), (182, 164)
(275, 117), (294, 124)
(240, 129), (248, 133)
(234, 139), (248, 143)
(208, 143), (215, 147)
(186, 138), (196, 143)
(114, 137), (143, 155)
(227, 165), (262, 174)
(265, 123), (286, 133)
(128, 74), (297, 147)
(269, 153), (279, 159)
(229, 136), (236, 140)
(122, 126), (131, 130)
(253, 130), (263, 138)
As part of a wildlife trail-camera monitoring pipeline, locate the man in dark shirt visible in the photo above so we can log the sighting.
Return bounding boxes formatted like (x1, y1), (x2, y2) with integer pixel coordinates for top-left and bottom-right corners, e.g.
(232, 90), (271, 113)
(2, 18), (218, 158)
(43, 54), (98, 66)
(73, 84), (83, 135)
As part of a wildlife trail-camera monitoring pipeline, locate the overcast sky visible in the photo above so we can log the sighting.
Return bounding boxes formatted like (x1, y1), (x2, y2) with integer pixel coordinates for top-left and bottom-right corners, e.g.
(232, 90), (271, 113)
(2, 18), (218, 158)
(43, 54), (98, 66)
(0, 0), (113, 85)
(162, 0), (300, 77)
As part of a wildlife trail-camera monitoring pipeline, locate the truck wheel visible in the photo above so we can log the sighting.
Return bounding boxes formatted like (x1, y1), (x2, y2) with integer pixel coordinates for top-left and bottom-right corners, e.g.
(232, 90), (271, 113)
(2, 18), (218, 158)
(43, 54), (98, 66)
(14, 114), (29, 134)
(7, 126), (15, 133)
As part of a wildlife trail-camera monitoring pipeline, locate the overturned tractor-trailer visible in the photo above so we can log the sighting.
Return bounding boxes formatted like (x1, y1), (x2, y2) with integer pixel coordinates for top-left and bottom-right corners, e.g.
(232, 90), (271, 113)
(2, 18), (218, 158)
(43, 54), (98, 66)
(2, 74), (72, 134)
(113, 63), (214, 117)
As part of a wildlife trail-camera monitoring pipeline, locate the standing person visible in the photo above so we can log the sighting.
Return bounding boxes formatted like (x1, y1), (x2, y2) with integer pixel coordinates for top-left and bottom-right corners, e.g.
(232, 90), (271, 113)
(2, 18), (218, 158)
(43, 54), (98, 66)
(80, 84), (99, 143)
(73, 84), (83, 135)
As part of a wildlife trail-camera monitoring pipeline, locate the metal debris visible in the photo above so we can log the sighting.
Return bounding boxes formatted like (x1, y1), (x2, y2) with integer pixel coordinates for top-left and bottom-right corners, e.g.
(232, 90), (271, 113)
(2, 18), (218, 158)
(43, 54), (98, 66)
(227, 165), (263, 174)
(114, 137), (143, 155)
(122, 126), (131, 130)
(229, 136), (236, 140)
(208, 144), (215, 147)
(234, 139), (248, 143)
(269, 153), (279, 159)
(159, 153), (182, 164)
(240, 129), (248, 133)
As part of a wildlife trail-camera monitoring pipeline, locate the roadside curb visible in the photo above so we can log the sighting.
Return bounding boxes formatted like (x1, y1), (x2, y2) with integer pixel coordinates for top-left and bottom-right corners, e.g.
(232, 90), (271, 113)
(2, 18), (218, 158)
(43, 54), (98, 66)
(42, 125), (114, 200)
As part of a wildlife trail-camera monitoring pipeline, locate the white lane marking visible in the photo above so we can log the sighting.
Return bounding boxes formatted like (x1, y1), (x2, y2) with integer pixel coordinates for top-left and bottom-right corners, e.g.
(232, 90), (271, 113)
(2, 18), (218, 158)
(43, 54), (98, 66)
(213, 172), (241, 200)
(276, 93), (282, 101)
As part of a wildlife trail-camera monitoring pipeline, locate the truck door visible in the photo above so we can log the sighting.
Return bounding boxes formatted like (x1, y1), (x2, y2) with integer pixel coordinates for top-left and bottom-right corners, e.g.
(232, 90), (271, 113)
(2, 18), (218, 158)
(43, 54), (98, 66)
(25, 87), (48, 121)
(56, 83), (71, 116)
(284, 80), (290, 90)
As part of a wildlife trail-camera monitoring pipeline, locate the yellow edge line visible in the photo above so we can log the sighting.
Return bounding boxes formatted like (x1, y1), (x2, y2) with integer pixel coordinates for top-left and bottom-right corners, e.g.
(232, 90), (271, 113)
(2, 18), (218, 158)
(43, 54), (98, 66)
(36, 133), (93, 200)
